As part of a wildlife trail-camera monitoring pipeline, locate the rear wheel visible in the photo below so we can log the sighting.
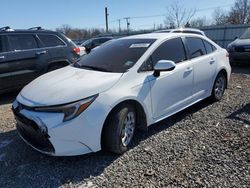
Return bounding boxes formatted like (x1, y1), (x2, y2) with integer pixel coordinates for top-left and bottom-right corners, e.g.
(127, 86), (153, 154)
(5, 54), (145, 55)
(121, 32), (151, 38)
(102, 104), (136, 154)
(211, 73), (226, 101)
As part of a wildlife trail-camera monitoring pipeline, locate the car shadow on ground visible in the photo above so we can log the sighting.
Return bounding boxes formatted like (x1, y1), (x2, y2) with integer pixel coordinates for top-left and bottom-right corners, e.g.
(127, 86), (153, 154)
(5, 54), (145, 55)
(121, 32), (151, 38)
(0, 91), (19, 106)
(0, 98), (214, 187)
(131, 98), (213, 148)
(231, 64), (250, 74)
(227, 103), (250, 125)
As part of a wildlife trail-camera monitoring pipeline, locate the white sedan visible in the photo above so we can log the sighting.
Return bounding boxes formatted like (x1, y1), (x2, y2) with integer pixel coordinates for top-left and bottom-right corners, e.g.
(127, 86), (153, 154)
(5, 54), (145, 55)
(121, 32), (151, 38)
(12, 33), (231, 156)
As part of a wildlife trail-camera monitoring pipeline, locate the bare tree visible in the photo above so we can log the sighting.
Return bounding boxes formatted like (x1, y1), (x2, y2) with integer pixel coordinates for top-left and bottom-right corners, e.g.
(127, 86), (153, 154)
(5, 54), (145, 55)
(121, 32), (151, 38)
(227, 0), (250, 24)
(165, 1), (196, 28)
(189, 17), (210, 28)
(213, 8), (228, 25)
(56, 25), (105, 40)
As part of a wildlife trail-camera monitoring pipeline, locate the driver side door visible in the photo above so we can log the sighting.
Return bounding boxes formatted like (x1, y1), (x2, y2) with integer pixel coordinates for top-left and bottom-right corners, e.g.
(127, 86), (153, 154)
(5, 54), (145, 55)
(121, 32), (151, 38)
(146, 37), (194, 120)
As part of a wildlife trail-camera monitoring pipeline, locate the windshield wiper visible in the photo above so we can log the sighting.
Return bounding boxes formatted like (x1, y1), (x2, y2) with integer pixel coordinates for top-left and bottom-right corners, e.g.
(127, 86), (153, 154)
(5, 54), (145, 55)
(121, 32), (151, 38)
(80, 65), (112, 72)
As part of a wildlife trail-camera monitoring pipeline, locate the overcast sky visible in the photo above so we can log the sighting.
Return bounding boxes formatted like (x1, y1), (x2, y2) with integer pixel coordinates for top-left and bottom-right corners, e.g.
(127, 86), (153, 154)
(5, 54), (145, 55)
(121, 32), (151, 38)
(0, 0), (236, 30)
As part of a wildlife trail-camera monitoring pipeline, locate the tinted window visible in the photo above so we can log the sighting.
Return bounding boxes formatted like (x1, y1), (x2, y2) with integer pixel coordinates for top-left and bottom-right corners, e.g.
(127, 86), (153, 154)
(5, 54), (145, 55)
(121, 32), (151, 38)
(75, 39), (156, 73)
(203, 40), (215, 54)
(0, 36), (5, 53)
(81, 39), (93, 46)
(152, 38), (187, 64)
(100, 38), (112, 43)
(38, 34), (65, 47)
(8, 34), (37, 51)
(240, 29), (250, 39)
(186, 37), (206, 58)
(92, 39), (100, 45)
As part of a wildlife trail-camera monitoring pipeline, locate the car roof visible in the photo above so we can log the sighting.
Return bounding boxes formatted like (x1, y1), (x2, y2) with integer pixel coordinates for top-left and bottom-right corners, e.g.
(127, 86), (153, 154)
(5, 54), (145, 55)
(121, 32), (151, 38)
(154, 28), (205, 35)
(0, 27), (59, 34)
(121, 32), (205, 40)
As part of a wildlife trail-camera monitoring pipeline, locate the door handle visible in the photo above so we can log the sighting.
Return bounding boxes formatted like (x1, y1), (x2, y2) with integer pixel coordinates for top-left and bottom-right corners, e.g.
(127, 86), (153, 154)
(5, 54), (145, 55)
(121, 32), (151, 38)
(36, 51), (47, 56)
(185, 67), (193, 72)
(0, 56), (5, 60)
(209, 59), (215, 64)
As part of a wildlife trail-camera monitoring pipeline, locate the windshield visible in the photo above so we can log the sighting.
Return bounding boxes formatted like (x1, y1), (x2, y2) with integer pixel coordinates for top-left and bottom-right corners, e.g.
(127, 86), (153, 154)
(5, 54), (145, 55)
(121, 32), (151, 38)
(81, 39), (93, 46)
(74, 38), (156, 73)
(240, 29), (250, 39)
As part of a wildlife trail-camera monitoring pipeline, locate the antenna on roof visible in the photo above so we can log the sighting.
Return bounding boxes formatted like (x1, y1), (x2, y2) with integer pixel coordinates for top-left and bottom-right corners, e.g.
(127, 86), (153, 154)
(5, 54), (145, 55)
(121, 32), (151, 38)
(28, 26), (43, 30)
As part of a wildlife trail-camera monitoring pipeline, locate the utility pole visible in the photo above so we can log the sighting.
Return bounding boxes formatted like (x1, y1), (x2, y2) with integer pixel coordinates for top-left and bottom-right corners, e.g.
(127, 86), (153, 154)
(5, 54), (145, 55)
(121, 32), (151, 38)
(118, 19), (121, 33)
(105, 7), (109, 33)
(124, 17), (130, 33)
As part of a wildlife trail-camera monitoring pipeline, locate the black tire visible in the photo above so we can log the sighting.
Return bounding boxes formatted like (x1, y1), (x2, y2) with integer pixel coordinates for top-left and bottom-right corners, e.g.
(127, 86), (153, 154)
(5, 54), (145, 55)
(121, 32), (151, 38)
(102, 104), (136, 154)
(210, 73), (226, 101)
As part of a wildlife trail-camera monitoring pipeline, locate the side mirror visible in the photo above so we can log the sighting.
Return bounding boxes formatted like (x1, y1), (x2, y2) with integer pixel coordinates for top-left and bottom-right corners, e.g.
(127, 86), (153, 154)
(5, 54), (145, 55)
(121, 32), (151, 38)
(153, 60), (176, 77)
(234, 36), (238, 40)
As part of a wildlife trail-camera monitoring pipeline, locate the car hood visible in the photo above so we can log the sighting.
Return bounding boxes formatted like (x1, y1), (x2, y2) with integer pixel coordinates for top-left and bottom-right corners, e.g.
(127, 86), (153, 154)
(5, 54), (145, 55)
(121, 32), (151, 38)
(231, 38), (250, 46)
(18, 66), (123, 106)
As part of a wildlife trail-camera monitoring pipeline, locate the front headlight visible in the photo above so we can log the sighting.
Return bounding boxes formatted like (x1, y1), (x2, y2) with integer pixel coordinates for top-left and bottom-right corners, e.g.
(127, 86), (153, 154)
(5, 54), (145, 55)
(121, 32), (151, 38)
(34, 94), (98, 121)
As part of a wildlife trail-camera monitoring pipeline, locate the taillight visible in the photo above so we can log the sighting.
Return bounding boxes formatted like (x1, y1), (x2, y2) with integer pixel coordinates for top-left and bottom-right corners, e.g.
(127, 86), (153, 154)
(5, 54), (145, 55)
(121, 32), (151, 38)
(73, 47), (80, 55)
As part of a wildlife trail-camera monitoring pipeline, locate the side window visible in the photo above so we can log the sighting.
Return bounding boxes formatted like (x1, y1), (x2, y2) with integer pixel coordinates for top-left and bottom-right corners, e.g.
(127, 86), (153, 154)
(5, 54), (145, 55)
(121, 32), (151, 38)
(93, 39), (100, 46)
(186, 37), (206, 58)
(0, 36), (5, 53)
(203, 40), (216, 54)
(152, 38), (187, 64)
(100, 38), (110, 43)
(141, 38), (187, 71)
(99, 38), (106, 43)
(38, 34), (65, 47)
(8, 34), (38, 51)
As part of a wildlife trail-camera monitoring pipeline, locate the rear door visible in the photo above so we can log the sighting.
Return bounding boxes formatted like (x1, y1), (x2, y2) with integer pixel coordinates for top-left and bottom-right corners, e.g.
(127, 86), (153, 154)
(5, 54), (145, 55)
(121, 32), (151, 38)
(185, 37), (217, 100)
(6, 34), (43, 88)
(37, 34), (68, 64)
(0, 34), (11, 91)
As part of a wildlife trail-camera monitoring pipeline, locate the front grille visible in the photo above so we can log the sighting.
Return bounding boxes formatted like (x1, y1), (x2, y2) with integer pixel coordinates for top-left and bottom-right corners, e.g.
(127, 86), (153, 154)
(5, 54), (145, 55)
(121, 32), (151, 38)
(12, 106), (55, 153)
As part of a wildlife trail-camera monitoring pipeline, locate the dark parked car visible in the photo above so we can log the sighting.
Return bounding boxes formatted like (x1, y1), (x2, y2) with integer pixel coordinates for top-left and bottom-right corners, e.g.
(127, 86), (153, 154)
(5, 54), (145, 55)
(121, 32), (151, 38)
(80, 36), (113, 53)
(227, 28), (250, 64)
(0, 26), (80, 94)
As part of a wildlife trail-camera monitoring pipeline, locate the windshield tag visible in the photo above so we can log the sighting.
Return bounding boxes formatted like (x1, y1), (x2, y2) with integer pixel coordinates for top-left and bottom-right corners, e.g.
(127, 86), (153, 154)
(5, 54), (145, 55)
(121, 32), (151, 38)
(130, 43), (150, 48)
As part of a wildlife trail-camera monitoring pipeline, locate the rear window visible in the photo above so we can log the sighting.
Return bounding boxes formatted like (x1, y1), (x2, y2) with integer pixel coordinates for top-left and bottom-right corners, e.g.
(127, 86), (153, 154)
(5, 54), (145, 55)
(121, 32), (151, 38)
(203, 40), (216, 54)
(38, 34), (65, 47)
(186, 37), (206, 58)
(75, 38), (156, 73)
(8, 34), (38, 51)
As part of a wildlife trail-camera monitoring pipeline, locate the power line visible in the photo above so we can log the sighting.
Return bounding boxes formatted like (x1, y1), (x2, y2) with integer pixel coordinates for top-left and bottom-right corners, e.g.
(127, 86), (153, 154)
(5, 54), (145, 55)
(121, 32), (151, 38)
(109, 3), (233, 22)
(95, 3), (234, 29)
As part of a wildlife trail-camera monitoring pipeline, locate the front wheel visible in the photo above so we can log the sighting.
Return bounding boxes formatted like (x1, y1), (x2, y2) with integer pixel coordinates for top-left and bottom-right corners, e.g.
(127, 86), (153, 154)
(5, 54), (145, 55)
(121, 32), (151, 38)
(102, 104), (136, 154)
(211, 73), (226, 101)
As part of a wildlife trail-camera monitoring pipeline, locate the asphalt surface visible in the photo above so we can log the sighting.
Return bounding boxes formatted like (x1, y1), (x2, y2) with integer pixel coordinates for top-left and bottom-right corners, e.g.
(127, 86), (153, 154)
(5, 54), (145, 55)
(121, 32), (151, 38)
(0, 66), (249, 188)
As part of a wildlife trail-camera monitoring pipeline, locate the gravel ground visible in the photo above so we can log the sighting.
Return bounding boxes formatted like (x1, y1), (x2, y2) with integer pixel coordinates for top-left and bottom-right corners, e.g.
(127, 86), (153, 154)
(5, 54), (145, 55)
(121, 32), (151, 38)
(0, 66), (249, 188)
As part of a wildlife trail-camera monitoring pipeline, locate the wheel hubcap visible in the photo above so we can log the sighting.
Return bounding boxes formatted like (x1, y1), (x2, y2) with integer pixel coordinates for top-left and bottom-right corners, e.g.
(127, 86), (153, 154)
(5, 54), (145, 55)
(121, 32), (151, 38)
(215, 76), (225, 98)
(121, 111), (135, 147)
